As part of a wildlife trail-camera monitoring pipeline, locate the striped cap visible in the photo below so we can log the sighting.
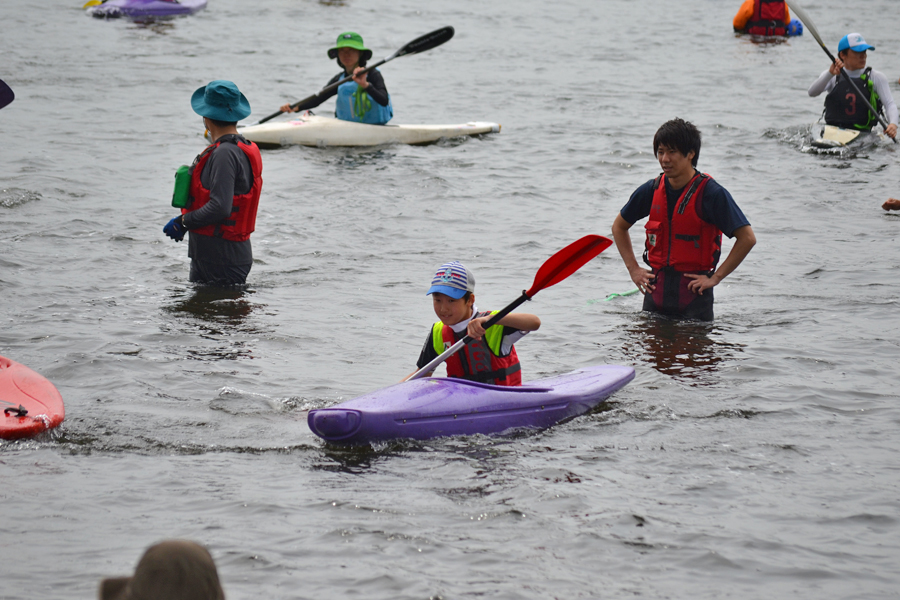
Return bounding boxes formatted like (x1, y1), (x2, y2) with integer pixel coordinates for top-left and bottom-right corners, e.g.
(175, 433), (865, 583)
(426, 261), (475, 299)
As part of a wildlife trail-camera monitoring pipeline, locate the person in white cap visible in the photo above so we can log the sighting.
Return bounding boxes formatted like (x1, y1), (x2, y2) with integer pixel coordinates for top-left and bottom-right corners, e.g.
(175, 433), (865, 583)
(405, 261), (540, 386)
(807, 33), (897, 139)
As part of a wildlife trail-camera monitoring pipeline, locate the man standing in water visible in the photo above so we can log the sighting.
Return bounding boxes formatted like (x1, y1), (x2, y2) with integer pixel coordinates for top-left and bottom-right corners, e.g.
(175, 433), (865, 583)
(163, 80), (263, 286)
(611, 118), (756, 321)
(807, 33), (897, 139)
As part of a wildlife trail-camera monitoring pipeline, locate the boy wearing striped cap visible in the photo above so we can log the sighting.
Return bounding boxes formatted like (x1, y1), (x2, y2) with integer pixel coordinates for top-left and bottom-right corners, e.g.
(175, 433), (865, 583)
(407, 261), (541, 386)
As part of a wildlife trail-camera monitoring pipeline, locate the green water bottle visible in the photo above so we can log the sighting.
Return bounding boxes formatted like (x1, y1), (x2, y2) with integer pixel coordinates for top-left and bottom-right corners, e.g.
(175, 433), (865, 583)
(171, 164), (191, 208)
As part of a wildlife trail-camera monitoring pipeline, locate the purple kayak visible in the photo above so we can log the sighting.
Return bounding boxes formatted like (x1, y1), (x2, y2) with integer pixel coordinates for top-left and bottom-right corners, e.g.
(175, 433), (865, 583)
(308, 365), (635, 445)
(87, 0), (207, 19)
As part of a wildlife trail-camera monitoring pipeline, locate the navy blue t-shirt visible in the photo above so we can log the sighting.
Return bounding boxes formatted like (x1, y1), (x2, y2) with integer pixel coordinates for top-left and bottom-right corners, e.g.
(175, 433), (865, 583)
(620, 173), (750, 238)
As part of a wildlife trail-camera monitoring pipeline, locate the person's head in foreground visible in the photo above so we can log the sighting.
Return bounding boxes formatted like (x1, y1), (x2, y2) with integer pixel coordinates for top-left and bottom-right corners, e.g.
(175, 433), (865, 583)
(99, 540), (225, 600)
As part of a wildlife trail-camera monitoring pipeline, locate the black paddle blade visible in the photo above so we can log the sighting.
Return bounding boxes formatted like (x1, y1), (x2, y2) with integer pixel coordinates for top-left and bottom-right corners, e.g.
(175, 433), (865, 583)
(397, 26), (454, 58)
(525, 235), (613, 297)
(0, 79), (14, 110)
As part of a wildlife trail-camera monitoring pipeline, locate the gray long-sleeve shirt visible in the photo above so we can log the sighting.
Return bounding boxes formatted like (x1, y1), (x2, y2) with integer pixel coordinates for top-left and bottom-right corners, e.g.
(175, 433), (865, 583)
(184, 134), (254, 267)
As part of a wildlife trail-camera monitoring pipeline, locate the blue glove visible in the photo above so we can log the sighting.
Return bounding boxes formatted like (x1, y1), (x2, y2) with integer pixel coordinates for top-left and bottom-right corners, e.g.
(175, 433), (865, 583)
(163, 216), (186, 241)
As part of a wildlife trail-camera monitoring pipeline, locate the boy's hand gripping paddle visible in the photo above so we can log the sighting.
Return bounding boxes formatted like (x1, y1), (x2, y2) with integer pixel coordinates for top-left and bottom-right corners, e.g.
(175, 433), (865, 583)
(408, 235), (613, 381)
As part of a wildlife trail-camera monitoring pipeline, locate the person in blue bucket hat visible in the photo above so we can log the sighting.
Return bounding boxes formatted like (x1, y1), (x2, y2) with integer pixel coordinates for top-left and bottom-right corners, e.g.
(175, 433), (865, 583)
(191, 79), (251, 122)
(807, 33), (898, 139)
(280, 31), (393, 125)
(163, 80), (264, 287)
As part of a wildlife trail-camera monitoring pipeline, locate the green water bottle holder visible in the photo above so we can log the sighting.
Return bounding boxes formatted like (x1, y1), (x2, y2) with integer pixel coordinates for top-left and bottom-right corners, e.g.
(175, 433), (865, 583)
(171, 164), (191, 208)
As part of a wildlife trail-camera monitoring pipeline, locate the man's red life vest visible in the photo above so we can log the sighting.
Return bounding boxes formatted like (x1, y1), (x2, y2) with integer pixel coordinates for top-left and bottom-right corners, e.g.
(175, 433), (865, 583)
(432, 311), (522, 386)
(184, 136), (263, 242)
(746, 0), (787, 36)
(643, 172), (722, 273)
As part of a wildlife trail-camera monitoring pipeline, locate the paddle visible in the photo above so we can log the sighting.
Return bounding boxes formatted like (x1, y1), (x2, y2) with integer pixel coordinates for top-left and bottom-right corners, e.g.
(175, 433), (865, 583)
(408, 235), (613, 382)
(604, 288), (639, 301)
(247, 26), (455, 127)
(785, 0), (896, 143)
(82, 0), (104, 7)
(0, 79), (14, 110)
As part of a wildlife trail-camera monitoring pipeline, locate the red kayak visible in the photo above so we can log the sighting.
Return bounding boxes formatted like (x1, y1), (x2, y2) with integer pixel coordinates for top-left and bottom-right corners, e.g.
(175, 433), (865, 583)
(0, 355), (65, 440)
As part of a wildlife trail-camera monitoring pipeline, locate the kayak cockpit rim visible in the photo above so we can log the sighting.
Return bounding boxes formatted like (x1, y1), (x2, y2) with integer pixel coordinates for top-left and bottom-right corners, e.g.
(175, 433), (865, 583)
(416, 377), (553, 393)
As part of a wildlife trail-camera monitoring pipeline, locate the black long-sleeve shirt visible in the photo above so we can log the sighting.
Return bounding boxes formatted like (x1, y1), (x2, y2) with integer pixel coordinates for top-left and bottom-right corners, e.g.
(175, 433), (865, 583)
(307, 68), (390, 110)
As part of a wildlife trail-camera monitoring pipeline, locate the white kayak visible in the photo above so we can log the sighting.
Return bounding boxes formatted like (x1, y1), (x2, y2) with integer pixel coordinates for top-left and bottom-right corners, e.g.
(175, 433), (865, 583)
(238, 114), (500, 148)
(810, 124), (877, 149)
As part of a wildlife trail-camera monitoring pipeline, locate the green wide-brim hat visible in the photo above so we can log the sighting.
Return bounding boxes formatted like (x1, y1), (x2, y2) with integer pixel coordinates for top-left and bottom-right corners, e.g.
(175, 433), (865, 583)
(191, 80), (251, 122)
(327, 31), (373, 62)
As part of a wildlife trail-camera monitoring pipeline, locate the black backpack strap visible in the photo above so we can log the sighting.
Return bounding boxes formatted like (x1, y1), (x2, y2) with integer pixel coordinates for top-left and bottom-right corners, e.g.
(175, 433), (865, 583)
(676, 173), (708, 215)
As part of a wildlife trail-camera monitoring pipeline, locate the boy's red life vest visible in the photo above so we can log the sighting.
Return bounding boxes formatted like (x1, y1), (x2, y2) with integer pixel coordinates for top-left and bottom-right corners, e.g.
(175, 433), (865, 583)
(184, 136), (263, 242)
(431, 311), (522, 386)
(746, 0), (787, 36)
(643, 172), (722, 273)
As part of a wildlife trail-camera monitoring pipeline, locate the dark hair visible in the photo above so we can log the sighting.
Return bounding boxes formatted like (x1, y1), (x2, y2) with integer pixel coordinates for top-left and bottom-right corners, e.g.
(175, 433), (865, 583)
(461, 291), (472, 302)
(206, 118), (237, 128)
(337, 56), (367, 70)
(653, 118), (701, 167)
(837, 49), (848, 60)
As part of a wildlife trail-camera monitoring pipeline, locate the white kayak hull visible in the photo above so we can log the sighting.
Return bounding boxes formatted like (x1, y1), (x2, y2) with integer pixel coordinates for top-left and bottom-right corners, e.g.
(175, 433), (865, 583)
(810, 124), (873, 148)
(238, 114), (500, 148)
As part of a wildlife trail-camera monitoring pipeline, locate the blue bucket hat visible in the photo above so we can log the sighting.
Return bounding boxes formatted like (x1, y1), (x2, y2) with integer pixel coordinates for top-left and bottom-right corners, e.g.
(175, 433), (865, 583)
(838, 33), (875, 53)
(426, 261), (475, 299)
(191, 80), (251, 122)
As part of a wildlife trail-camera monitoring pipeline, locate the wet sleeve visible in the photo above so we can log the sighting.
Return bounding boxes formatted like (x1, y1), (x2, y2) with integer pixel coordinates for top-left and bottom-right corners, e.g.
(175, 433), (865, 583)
(733, 0), (753, 31)
(701, 181), (750, 238)
(619, 179), (657, 225)
(302, 72), (344, 109)
(808, 70), (836, 97)
(873, 71), (899, 124)
(364, 70), (390, 107)
(416, 329), (439, 369)
(498, 326), (528, 357)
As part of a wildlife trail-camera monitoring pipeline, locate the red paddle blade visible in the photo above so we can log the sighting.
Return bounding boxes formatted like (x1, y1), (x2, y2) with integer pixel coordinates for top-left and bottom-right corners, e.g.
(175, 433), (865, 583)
(525, 235), (613, 297)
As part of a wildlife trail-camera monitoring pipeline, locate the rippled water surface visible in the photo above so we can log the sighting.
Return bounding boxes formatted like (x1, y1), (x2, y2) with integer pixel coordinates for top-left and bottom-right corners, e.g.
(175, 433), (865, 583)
(2, 0), (900, 598)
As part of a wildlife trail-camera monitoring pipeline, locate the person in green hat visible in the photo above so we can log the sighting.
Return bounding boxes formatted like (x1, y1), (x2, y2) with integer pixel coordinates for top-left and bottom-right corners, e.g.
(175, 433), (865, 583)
(280, 31), (393, 125)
